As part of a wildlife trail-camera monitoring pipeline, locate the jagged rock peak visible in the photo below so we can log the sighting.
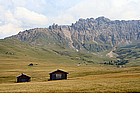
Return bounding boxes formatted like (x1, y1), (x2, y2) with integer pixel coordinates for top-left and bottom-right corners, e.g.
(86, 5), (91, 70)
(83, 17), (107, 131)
(73, 16), (111, 24)
(95, 16), (111, 22)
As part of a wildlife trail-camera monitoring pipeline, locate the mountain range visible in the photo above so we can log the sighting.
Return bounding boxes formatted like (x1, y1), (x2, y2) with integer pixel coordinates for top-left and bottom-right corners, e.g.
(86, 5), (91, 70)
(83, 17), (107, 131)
(1, 16), (140, 65)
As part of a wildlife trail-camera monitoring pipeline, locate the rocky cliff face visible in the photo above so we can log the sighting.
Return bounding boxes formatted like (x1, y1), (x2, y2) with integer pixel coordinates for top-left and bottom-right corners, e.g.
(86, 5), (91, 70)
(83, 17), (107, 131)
(11, 16), (140, 53)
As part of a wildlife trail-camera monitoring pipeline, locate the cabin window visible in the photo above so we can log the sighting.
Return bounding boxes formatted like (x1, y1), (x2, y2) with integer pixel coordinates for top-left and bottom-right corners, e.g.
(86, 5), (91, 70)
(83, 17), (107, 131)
(56, 74), (62, 79)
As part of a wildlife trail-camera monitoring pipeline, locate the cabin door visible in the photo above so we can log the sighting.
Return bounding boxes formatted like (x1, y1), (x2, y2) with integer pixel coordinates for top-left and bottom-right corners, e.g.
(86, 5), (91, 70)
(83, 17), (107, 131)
(55, 74), (62, 79)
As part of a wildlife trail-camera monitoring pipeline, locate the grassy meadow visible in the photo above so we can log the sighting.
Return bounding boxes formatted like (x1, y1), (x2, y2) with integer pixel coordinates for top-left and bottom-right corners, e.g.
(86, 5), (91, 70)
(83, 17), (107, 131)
(0, 57), (140, 93)
(0, 38), (140, 93)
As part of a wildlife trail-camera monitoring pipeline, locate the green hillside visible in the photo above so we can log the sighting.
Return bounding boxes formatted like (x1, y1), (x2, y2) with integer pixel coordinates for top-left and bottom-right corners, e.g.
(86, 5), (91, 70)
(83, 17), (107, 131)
(0, 38), (110, 64)
(114, 43), (140, 66)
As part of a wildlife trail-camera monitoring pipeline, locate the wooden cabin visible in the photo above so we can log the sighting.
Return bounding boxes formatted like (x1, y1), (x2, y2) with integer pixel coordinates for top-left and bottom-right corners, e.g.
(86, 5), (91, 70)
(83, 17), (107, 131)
(49, 69), (68, 80)
(28, 63), (33, 66)
(17, 73), (31, 83)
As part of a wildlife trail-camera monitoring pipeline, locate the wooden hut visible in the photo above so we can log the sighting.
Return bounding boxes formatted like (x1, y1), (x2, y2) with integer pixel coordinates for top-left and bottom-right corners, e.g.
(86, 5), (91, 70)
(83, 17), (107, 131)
(49, 69), (68, 80)
(17, 73), (31, 83)
(28, 63), (33, 66)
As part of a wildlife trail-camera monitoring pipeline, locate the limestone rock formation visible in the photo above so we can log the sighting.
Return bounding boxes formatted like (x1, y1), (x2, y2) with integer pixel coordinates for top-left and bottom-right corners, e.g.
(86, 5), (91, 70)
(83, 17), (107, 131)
(11, 16), (140, 53)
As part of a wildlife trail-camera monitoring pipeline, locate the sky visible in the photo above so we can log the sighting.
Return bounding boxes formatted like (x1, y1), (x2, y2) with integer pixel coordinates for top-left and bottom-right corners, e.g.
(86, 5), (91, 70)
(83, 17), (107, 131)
(0, 0), (140, 38)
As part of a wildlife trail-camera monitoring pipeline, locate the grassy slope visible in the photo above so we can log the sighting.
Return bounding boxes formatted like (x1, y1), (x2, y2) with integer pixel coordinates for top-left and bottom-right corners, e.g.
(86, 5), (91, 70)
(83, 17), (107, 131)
(0, 38), (76, 64)
(115, 43), (140, 66)
(0, 38), (107, 63)
(0, 38), (140, 93)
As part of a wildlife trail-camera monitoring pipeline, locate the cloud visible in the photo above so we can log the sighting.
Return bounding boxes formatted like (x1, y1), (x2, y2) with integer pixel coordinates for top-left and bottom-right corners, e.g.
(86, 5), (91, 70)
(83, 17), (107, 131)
(116, 1), (140, 20)
(15, 7), (48, 28)
(0, 23), (23, 39)
(0, 4), (21, 38)
(0, 5), (48, 38)
(54, 0), (140, 22)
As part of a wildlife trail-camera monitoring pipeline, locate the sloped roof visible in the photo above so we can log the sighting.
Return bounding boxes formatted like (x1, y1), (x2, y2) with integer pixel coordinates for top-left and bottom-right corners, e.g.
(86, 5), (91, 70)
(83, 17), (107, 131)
(49, 69), (68, 74)
(17, 73), (31, 78)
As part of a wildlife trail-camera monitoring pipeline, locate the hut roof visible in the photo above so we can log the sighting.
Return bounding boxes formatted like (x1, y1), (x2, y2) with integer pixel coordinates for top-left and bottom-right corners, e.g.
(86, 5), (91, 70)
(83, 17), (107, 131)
(49, 69), (68, 74)
(17, 73), (31, 78)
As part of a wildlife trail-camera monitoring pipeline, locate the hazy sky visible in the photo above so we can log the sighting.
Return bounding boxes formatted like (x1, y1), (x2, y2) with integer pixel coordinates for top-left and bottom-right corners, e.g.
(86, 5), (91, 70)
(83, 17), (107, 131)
(0, 0), (140, 38)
